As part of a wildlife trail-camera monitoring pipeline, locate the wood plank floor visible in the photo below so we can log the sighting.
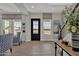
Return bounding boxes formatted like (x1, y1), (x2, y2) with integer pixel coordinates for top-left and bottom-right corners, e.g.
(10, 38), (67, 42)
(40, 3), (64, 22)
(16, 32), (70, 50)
(9, 41), (55, 56)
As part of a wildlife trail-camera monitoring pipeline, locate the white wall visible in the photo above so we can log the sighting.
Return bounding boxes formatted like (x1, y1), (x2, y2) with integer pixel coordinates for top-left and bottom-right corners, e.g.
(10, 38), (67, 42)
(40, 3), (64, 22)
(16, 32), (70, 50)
(28, 13), (63, 41)
(0, 13), (64, 42)
(21, 14), (31, 42)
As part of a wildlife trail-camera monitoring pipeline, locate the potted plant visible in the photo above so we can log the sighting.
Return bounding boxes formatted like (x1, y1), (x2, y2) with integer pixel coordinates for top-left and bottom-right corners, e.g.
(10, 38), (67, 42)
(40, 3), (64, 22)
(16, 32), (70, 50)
(65, 9), (79, 51)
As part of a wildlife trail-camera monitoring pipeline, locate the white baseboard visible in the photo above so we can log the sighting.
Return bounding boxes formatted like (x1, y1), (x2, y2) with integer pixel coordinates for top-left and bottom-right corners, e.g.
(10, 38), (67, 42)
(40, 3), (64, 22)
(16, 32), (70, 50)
(40, 39), (58, 41)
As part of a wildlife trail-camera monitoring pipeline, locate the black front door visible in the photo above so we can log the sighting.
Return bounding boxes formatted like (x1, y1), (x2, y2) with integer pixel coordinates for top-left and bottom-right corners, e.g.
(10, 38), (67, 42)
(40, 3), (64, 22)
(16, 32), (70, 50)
(31, 18), (40, 41)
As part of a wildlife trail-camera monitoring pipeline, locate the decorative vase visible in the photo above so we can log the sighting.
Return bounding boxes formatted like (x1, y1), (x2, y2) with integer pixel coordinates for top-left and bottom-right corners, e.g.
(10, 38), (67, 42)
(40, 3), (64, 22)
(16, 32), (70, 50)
(72, 32), (79, 51)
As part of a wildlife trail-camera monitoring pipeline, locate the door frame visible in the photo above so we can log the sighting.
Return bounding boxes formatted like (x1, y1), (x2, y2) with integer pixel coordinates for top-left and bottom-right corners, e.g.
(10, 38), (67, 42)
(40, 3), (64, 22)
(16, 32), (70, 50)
(31, 18), (40, 41)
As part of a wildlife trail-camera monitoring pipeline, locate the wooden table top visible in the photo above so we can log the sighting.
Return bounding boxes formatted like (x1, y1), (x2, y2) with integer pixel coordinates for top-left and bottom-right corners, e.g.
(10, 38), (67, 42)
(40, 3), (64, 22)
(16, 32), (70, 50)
(55, 41), (79, 56)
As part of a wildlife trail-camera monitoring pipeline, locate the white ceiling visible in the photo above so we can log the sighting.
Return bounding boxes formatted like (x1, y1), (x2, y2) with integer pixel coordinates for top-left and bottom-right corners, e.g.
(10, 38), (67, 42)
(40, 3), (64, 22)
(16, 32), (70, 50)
(0, 3), (74, 14)
(0, 3), (20, 13)
(23, 3), (74, 13)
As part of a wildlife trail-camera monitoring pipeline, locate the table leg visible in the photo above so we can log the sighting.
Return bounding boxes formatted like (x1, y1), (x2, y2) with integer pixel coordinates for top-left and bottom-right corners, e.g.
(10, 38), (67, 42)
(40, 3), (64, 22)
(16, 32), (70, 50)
(10, 48), (12, 53)
(55, 42), (57, 56)
(61, 49), (63, 56)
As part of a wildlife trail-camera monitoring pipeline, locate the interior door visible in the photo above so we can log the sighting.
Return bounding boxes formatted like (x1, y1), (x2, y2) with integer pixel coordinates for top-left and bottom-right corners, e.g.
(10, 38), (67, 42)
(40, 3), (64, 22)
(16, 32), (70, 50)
(31, 18), (40, 41)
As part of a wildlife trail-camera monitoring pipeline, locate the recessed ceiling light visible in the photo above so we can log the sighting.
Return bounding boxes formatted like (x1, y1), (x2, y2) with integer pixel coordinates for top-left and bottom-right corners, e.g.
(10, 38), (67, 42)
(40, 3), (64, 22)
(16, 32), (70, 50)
(31, 5), (35, 8)
(17, 10), (20, 12)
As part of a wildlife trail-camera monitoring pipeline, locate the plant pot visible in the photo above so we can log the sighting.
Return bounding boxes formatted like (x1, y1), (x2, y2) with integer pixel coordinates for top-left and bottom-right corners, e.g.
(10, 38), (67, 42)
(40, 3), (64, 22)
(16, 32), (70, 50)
(72, 47), (79, 51)
(72, 33), (79, 51)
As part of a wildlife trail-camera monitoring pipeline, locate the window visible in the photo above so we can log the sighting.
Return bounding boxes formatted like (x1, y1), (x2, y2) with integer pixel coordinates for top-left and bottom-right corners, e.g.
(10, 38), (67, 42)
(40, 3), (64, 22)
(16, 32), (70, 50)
(4, 20), (9, 28)
(43, 21), (51, 35)
(3, 20), (10, 34)
(43, 21), (51, 29)
(14, 21), (21, 36)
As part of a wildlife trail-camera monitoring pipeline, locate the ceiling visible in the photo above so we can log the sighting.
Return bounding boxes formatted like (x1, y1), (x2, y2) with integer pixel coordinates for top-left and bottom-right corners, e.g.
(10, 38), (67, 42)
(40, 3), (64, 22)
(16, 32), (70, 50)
(0, 3), (19, 13)
(23, 3), (74, 13)
(0, 3), (74, 14)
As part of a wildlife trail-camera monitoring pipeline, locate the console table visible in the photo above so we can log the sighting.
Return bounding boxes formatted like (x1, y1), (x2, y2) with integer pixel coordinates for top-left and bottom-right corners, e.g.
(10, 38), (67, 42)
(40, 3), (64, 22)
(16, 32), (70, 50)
(54, 41), (79, 56)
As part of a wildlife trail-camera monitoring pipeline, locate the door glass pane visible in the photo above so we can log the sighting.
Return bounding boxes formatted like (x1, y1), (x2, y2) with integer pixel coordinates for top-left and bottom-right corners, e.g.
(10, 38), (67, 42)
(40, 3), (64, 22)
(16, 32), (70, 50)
(33, 21), (38, 34)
